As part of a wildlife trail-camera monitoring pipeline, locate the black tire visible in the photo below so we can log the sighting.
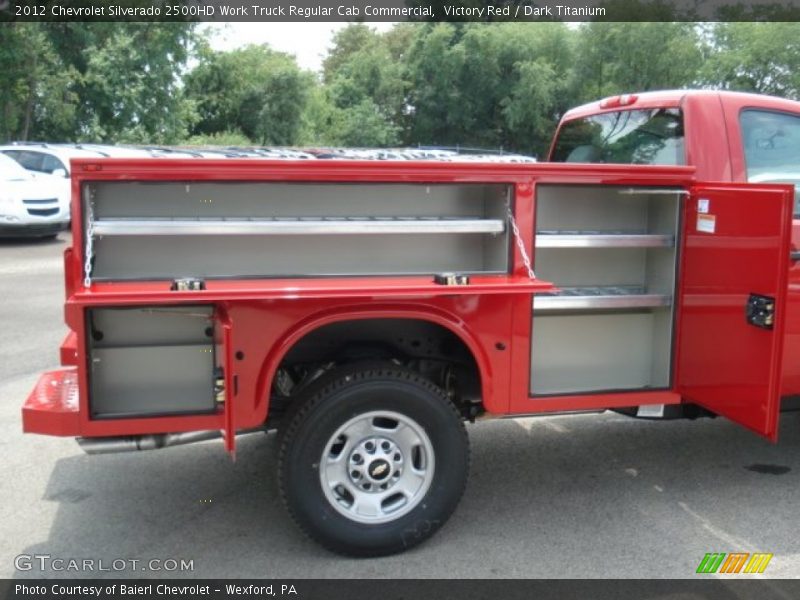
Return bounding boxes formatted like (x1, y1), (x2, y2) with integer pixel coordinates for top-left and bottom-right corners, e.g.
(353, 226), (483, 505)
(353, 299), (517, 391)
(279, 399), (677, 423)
(278, 364), (469, 557)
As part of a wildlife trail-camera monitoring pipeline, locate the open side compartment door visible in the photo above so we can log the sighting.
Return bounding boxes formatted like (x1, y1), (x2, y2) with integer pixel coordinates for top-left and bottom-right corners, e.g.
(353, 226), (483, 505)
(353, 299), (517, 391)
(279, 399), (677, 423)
(216, 305), (236, 457)
(677, 183), (793, 440)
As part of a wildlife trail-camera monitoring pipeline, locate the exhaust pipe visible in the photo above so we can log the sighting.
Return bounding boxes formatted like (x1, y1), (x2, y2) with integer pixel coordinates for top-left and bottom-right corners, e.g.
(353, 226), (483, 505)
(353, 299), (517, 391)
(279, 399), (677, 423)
(77, 430), (222, 455)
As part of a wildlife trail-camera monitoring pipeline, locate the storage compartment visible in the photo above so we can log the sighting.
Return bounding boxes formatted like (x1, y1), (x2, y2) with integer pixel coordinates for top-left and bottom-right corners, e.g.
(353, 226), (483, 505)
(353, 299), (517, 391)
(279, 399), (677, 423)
(530, 185), (681, 395)
(531, 310), (673, 394)
(85, 181), (511, 280)
(87, 306), (217, 418)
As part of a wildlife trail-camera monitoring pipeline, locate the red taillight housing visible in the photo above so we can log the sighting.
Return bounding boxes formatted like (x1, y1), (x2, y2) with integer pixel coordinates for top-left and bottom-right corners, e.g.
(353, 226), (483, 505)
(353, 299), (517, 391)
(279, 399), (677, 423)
(599, 94), (639, 109)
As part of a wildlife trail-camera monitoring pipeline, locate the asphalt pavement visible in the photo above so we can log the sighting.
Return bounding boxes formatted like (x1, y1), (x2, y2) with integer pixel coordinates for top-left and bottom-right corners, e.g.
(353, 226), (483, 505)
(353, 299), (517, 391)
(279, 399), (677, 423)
(1, 234), (799, 579)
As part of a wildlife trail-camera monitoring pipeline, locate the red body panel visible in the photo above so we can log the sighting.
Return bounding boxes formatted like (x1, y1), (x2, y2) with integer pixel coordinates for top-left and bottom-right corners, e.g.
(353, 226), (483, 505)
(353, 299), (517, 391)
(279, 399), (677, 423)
(59, 331), (78, 366)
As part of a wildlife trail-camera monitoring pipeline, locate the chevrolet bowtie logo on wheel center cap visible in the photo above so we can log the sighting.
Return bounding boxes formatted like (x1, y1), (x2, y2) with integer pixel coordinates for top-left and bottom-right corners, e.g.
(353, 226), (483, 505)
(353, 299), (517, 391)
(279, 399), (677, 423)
(368, 459), (390, 480)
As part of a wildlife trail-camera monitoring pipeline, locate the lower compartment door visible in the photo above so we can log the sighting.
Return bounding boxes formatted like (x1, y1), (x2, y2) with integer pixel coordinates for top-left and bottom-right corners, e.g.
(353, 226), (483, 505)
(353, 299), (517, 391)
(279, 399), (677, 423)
(677, 183), (793, 439)
(88, 306), (217, 419)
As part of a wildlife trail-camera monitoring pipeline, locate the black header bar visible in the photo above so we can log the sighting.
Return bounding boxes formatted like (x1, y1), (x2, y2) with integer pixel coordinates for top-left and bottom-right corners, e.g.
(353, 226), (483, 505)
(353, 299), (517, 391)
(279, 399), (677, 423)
(3, 0), (800, 22)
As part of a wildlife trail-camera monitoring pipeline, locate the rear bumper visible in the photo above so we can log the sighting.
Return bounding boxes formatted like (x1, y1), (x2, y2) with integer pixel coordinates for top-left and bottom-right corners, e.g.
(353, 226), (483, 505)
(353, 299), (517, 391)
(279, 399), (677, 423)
(22, 368), (80, 436)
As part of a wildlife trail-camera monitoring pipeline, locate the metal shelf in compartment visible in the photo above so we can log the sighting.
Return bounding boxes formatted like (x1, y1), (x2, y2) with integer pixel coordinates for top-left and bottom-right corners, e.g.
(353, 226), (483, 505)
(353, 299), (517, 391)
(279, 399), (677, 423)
(535, 230), (674, 248)
(91, 216), (506, 236)
(533, 285), (672, 312)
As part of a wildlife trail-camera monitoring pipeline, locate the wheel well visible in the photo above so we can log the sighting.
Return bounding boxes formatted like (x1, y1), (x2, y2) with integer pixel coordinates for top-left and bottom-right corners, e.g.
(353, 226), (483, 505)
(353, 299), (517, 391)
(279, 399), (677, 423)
(269, 318), (483, 424)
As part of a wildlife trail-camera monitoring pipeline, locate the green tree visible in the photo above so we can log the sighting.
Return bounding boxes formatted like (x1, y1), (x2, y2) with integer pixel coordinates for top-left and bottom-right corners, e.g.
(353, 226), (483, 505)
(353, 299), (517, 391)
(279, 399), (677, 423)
(321, 24), (379, 84)
(39, 22), (198, 143)
(0, 24), (77, 141)
(404, 23), (468, 146)
(329, 99), (401, 147)
(186, 44), (313, 145)
(571, 22), (702, 102)
(298, 86), (401, 147)
(297, 85), (337, 145)
(702, 23), (800, 99)
(184, 129), (253, 147)
(404, 23), (576, 154)
(501, 60), (559, 156)
(79, 24), (197, 142)
(317, 24), (406, 146)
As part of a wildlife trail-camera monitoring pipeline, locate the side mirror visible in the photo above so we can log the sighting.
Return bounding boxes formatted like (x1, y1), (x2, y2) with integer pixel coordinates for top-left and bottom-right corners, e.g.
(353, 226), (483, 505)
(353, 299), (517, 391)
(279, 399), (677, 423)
(51, 168), (68, 178)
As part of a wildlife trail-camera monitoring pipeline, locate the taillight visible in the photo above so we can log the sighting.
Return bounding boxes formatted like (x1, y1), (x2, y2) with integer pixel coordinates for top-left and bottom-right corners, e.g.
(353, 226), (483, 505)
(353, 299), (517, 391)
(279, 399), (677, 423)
(599, 94), (639, 109)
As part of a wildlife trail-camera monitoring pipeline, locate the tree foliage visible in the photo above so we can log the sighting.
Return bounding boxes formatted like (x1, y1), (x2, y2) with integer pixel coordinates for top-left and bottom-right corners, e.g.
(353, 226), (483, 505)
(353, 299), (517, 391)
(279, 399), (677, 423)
(317, 24), (405, 146)
(75, 24), (197, 143)
(572, 22), (703, 101)
(2, 21), (800, 153)
(700, 23), (800, 98)
(0, 23), (196, 143)
(184, 129), (253, 147)
(185, 43), (313, 145)
(0, 24), (77, 141)
(404, 22), (576, 155)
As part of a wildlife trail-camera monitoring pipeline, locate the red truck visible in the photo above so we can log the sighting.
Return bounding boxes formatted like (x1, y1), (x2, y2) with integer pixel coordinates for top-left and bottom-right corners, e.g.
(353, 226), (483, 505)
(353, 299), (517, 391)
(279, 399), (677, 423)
(22, 90), (800, 557)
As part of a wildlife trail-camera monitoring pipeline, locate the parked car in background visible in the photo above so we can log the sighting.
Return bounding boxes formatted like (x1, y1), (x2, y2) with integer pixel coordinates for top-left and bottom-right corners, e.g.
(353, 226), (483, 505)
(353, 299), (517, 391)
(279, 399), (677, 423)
(0, 143), (159, 229)
(0, 144), (112, 228)
(0, 142), (111, 176)
(0, 153), (68, 238)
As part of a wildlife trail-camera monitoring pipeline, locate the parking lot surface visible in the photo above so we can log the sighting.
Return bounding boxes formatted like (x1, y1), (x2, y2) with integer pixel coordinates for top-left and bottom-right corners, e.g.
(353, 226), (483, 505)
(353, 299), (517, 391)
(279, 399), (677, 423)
(1, 234), (799, 579)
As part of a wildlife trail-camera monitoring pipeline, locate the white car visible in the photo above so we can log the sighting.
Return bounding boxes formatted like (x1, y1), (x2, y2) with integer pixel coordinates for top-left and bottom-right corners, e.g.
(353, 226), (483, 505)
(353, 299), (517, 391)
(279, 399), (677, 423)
(0, 154), (68, 238)
(0, 144), (160, 232)
(0, 144), (112, 231)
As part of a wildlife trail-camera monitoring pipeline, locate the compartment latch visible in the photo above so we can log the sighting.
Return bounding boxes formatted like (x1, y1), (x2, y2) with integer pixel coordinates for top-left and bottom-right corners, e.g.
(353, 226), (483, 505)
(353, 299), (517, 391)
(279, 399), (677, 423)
(171, 277), (206, 291)
(746, 293), (775, 329)
(434, 273), (470, 286)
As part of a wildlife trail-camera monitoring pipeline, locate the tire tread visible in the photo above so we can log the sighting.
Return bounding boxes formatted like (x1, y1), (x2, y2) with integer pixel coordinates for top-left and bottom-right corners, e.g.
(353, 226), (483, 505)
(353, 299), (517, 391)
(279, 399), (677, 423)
(277, 363), (469, 556)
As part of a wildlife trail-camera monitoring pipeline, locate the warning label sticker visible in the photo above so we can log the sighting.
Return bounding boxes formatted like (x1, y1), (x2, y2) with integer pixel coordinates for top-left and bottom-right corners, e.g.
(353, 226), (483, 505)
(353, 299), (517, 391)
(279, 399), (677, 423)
(697, 213), (716, 234)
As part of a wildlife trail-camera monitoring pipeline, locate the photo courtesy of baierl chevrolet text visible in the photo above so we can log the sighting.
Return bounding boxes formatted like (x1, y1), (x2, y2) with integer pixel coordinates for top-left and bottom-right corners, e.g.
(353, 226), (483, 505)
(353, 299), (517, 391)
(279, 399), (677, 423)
(2, 1), (800, 598)
(14, 583), (297, 597)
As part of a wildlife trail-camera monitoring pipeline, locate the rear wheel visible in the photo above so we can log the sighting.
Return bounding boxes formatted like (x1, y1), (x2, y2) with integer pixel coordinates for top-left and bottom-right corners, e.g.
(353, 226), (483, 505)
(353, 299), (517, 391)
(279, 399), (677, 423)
(278, 365), (469, 556)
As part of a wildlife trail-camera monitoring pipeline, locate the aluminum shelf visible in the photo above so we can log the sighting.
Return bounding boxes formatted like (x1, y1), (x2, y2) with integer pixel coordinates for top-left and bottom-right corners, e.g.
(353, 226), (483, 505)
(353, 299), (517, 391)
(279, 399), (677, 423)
(617, 187), (689, 195)
(536, 231), (674, 248)
(533, 286), (672, 312)
(91, 216), (506, 236)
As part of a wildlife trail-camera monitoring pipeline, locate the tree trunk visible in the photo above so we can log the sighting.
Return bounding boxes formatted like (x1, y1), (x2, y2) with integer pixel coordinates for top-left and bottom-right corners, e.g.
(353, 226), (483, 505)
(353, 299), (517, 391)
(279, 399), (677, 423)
(21, 54), (38, 141)
(3, 100), (13, 141)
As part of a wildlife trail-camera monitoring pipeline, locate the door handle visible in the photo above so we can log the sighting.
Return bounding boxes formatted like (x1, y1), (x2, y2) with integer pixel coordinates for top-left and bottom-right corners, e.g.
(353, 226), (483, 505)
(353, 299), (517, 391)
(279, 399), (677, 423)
(792, 250), (800, 262)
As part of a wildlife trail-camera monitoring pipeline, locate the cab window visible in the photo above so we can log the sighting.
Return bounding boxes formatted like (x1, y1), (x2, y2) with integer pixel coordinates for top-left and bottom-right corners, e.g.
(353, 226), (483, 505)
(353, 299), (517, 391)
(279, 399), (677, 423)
(740, 109), (800, 215)
(551, 108), (685, 166)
